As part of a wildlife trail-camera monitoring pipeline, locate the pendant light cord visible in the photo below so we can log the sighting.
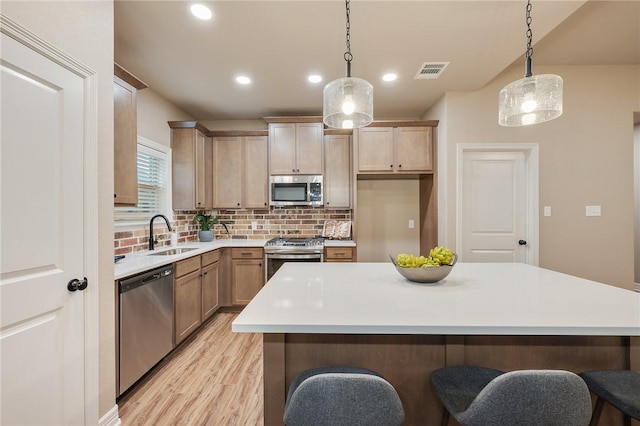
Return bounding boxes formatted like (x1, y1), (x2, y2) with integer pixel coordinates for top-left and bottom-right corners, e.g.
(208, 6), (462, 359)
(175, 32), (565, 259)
(344, 0), (353, 77)
(524, 0), (533, 77)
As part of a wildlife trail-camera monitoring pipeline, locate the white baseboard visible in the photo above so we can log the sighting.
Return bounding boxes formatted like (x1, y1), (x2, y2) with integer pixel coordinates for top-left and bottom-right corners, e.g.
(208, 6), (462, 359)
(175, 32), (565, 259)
(635, 282), (640, 292)
(98, 405), (121, 426)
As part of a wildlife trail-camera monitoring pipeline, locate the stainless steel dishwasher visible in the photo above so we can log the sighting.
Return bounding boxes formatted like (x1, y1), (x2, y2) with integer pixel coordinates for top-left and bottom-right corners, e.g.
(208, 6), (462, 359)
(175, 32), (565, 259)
(118, 264), (174, 396)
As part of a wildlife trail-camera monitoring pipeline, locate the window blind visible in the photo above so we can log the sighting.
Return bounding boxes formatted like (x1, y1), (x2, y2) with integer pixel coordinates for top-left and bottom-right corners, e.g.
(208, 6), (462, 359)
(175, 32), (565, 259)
(115, 143), (168, 222)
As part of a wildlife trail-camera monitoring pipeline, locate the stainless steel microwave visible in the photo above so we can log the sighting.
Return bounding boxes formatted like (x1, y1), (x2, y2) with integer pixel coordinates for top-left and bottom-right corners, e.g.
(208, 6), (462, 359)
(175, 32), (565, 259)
(270, 175), (323, 207)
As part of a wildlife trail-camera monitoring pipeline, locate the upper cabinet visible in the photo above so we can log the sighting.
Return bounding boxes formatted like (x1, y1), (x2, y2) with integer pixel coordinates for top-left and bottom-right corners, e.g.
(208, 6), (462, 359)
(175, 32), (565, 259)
(323, 133), (352, 209)
(113, 63), (147, 205)
(212, 134), (268, 209)
(266, 118), (323, 175)
(169, 122), (213, 210)
(356, 123), (435, 174)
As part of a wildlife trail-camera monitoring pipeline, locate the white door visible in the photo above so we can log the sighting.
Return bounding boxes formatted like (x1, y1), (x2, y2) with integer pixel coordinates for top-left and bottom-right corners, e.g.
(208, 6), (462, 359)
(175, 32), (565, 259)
(1, 30), (88, 424)
(458, 148), (537, 263)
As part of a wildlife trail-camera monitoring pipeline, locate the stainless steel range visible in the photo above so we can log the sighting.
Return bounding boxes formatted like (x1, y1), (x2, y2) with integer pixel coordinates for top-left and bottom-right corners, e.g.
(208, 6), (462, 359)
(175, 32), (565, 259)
(264, 237), (324, 281)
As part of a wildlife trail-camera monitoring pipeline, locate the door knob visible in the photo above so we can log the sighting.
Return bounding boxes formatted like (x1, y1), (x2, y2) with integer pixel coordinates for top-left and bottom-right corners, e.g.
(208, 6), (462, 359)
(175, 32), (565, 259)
(518, 240), (527, 246)
(67, 277), (88, 292)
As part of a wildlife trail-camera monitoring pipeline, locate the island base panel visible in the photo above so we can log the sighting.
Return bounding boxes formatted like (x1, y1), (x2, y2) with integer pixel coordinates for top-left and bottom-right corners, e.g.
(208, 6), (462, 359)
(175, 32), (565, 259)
(263, 334), (632, 426)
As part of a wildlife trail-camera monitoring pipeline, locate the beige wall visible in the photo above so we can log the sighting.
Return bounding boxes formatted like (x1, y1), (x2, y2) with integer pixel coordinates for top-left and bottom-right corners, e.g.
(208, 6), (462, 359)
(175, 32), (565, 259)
(425, 63), (640, 289)
(137, 88), (192, 147)
(1, 0), (116, 419)
(356, 179), (420, 262)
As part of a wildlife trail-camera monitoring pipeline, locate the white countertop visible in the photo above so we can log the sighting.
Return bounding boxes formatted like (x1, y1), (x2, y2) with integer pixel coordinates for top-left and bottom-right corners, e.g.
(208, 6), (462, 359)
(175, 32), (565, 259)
(114, 238), (355, 280)
(232, 262), (640, 336)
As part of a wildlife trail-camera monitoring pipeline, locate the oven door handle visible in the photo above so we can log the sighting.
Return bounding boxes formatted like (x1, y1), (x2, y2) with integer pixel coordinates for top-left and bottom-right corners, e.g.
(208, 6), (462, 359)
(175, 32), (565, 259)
(266, 253), (323, 260)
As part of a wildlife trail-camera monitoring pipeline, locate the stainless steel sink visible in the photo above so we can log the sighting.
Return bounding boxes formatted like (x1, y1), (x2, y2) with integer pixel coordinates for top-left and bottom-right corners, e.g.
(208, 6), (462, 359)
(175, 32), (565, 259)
(149, 247), (198, 256)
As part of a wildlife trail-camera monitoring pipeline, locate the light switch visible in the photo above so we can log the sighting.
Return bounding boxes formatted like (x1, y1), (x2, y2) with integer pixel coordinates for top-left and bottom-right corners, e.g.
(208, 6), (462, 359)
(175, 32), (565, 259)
(543, 206), (551, 217)
(251, 221), (258, 230)
(586, 205), (601, 217)
(408, 219), (415, 229)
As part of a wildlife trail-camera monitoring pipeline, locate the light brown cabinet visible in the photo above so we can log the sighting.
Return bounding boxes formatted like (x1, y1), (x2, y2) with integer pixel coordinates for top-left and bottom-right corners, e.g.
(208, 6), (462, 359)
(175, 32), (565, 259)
(230, 248), (264, 305)
(114, 64), (147, 205)
(212, 135), (268, 209)
(201, 250), (220, 321)
(268, 122), (323, 175)
(323, 134), (351, 208)
(325, 247), (355, 262)
(356, 126), (433, 173)
(170, 124), (213, 210)
(174, 256), (202, 345)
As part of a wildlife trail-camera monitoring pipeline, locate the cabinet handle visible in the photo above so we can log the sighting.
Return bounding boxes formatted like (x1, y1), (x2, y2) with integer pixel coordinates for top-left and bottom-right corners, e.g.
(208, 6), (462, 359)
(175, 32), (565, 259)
(296, 169), (300, 173)
(292, 168), (296, 173)
(398, 164), (402, 168)
(241, 252), (252, 256)
(259, 263), (262, 267)
(390, 164), (393, 168)
(237, 202), (240, 207)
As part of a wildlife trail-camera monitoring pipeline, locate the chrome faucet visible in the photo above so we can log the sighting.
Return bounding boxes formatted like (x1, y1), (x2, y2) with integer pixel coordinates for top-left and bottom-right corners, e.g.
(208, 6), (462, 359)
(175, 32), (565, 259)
(149, 214), (173, 250)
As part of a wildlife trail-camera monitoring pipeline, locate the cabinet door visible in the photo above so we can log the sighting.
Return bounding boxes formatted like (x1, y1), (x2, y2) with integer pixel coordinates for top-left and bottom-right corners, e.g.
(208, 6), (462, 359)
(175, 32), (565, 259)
(295, 122), (323, 174)
(357, 127), (394, 172)
(324, 134), (351, 208)
(213, 136), (243, 208)
(175, 269), (202, 345)
(201, 261), (219, 321)
(325, 247), (354, 262)
(195, 130), (210, 209)
(231, 259), (264, 305)
(113, 77), (137, 205)
(244, 136), (269, 209)
(269, 123), (297, 174)
(394, 127), (433, 172)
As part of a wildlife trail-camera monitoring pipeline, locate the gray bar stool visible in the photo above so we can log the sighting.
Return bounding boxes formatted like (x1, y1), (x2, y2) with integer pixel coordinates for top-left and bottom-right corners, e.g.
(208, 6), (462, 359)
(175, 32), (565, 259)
(579, 370), (640, 425)
(431, 365), (592, 426)
(283, 366), (405, 426)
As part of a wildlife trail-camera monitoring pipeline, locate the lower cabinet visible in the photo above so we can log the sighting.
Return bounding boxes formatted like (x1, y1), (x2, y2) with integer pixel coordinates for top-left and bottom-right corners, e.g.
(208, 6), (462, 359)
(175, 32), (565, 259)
(231, 248), (264, 305)
(325, 247), (355, 262)
(174, 249), (221, 345)
(201, 250), (220, 321)
(174, 258), (202, 345)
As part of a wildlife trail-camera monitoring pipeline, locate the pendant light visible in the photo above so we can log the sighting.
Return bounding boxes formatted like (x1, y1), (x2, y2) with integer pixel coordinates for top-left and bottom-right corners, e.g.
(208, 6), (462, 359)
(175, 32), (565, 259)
(498, 0), (563, 127)
(323, 0), (373, 129)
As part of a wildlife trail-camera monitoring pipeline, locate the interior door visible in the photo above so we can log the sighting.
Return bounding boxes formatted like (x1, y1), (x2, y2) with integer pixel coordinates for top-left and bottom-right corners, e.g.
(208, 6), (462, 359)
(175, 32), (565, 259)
(1, 31), (87, 424)
(459, 150), (528, 262)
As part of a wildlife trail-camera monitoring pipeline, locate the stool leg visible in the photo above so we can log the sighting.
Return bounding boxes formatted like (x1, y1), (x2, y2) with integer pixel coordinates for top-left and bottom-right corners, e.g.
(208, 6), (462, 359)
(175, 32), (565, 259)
(441, 410), (450, 426)
(589, 397), (604, 426)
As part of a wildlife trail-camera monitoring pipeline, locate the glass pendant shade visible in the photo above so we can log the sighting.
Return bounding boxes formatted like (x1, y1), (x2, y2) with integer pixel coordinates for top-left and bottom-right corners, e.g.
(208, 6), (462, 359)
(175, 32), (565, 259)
(498, 74), (563, 127)
(323, 76), (373, 129)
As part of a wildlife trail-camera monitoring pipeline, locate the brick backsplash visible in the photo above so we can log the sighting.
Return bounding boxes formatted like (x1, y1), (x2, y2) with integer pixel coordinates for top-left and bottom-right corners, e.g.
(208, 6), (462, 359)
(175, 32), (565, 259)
(114, 207), (352, 255)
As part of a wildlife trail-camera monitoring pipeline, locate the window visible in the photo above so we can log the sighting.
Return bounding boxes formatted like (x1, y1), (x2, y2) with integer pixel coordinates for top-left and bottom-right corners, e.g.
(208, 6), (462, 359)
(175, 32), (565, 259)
(115, 137), (171, 225)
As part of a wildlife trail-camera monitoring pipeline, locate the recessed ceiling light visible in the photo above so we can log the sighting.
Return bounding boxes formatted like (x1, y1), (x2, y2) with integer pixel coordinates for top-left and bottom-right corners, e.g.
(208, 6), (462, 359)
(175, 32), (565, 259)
(190, 4), (212, 20)
(308, 75), (322, 83)
(236, 76), (251, 85)
(382, 73), (397, 82)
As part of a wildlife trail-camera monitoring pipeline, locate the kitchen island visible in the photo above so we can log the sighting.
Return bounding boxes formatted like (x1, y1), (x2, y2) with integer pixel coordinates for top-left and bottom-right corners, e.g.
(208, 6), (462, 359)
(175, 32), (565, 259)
(233, 262), (640, 425)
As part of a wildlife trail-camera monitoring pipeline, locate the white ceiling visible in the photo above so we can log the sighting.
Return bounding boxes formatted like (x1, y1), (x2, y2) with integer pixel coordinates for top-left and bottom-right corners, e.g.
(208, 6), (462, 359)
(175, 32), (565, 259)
(114, 1), (640, 122)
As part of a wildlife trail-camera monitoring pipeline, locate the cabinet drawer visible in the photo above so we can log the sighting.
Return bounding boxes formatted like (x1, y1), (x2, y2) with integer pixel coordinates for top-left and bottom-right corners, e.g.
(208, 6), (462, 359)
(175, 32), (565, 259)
(325, 247), (354, 260)
(231, 247), (263, 259)
(201, 249), (220, 266)
(175, 256), (201, 277)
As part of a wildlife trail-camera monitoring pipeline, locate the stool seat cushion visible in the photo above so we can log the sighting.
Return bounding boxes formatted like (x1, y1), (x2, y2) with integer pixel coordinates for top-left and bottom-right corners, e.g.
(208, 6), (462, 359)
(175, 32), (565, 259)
(284, 366), (405, 426)
(579, 370), (640, 420)
(431, 366), (592, 426)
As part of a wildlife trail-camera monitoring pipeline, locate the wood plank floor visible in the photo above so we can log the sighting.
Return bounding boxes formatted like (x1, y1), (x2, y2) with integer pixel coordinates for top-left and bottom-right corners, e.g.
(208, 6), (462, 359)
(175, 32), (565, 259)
(118, 311), (264, 425)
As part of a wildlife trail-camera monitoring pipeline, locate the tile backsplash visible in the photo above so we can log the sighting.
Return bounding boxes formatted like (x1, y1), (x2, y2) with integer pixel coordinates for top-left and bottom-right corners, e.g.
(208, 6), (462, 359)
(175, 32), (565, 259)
(114, 207), (352, 255)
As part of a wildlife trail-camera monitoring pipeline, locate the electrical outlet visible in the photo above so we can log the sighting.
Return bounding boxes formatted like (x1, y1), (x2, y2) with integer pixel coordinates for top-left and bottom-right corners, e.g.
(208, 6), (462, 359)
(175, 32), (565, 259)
(585, 205), (601, 217)
(408, 219), (415, 229)
(544, 206), (551, 217)
(251, 221), (258, 230)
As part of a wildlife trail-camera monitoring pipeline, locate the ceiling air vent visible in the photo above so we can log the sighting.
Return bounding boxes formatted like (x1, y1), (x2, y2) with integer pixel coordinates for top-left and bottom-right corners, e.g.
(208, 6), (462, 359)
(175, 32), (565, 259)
(414, 62), (449, 80)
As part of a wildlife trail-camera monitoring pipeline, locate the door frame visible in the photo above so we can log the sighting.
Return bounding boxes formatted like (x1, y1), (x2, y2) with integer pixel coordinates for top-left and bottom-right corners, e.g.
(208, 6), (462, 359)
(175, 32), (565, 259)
(1, 15), (100, 424)
(456, 143), (539, 266)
